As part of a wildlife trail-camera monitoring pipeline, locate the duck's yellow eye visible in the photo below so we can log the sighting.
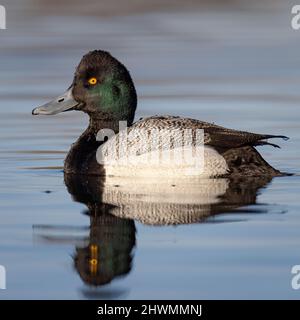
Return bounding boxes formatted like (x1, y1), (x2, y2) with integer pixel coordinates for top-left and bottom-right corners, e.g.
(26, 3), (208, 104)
(88, 77), (97, 85)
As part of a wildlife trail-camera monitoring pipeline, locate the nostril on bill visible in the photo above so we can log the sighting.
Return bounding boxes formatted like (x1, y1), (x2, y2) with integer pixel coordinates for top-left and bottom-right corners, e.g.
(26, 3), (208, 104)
(58, 98), (64, 103)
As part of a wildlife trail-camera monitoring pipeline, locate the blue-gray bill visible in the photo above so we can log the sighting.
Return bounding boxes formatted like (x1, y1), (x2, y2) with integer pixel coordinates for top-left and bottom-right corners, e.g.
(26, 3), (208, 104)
(32, 87), (80, 115)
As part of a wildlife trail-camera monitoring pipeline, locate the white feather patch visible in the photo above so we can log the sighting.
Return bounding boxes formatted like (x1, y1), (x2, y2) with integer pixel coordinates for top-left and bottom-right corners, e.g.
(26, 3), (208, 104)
(99, 145), (228, 178)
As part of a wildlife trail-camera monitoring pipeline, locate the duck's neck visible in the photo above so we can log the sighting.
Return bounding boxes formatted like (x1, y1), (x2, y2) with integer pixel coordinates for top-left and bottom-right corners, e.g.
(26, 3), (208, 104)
(89, 117), (122, 135)
(64, 115), (132, 174)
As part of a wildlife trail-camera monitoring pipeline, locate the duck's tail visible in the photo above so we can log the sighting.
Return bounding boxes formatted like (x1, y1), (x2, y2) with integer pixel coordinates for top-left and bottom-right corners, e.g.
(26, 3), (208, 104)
(222, 145), (292, 177)
(254, 135), (289, 149)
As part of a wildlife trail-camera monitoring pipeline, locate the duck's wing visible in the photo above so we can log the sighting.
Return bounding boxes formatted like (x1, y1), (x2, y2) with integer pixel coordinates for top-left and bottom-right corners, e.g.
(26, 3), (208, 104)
(203, 124), (288, 150)
(133, 115), (288, 151)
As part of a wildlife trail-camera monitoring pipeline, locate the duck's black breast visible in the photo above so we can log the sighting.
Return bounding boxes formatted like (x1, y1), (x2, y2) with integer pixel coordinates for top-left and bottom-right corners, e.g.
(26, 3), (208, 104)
(64, 129), (105, 175)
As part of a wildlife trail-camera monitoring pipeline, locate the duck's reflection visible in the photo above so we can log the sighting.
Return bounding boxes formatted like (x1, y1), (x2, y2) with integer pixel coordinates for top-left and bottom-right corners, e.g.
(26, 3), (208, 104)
(74, 210), (135, 287)
(65, 173), (136, 288)
(34, 172), (274, 290)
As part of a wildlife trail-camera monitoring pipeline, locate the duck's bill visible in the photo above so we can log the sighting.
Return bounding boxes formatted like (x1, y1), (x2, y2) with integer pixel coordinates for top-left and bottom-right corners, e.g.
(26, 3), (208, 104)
(32, 87), (80, 115)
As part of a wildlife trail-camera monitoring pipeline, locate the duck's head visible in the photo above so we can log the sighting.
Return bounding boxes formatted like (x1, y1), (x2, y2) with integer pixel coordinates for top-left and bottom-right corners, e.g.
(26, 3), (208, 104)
(32, 50), (137, 125)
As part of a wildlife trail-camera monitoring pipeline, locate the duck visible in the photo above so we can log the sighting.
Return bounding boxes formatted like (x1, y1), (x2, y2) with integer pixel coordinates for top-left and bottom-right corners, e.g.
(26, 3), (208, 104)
(32, 50), (289, 178)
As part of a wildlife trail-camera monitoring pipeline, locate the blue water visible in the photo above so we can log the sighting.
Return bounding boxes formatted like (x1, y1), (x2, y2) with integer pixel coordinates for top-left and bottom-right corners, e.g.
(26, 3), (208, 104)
(0, 0), (300, 299)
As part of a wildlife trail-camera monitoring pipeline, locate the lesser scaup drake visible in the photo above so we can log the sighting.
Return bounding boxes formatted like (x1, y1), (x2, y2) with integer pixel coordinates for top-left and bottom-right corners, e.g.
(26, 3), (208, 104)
(32, 50), (289, 177)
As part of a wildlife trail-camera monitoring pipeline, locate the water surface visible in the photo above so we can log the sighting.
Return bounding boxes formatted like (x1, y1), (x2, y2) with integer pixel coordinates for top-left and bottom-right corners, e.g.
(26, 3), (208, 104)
(0, 0), (300, 299)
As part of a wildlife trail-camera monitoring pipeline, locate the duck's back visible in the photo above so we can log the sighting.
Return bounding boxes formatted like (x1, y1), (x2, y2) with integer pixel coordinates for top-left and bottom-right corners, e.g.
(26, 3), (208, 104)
(96, 115), (284, 178)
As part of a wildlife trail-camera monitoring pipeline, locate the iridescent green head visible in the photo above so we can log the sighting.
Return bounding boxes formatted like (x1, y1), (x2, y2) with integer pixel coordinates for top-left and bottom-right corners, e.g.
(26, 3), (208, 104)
(33, 50), (137, 125)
